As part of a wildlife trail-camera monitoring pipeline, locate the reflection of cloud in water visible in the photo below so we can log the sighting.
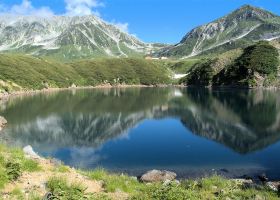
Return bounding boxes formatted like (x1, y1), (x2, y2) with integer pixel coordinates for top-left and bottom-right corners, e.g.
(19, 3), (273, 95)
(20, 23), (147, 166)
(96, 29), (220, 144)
(68, 147), (106, 169)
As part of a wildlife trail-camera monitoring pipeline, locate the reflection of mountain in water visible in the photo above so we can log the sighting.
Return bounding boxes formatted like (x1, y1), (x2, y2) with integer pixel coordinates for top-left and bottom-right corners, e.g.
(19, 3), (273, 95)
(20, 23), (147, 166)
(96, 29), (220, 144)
(1, 87), (280, 154)
(171, 89), (280, 154)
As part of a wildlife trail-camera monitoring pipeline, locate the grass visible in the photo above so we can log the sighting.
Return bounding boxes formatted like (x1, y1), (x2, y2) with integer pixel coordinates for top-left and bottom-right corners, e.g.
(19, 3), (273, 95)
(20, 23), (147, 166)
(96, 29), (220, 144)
(47, 177), (111, 200)
(0, 54), (171, 93)
(131, 176), (279, 200)
(0, 145), (41, 189)
(83, 168), (144, 194)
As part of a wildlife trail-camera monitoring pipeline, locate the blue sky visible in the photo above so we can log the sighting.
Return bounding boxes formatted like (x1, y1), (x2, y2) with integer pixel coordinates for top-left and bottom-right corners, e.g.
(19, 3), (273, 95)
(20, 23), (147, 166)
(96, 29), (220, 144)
(0, 0), (279, 43)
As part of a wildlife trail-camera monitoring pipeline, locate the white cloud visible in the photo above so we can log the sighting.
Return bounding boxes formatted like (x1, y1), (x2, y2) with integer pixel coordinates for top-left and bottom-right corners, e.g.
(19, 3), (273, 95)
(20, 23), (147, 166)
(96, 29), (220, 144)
(114, 22), (129, 33)
(0, 0), (131, 34)
(65, 0), (104, 16)
(1, 0), (54, 17)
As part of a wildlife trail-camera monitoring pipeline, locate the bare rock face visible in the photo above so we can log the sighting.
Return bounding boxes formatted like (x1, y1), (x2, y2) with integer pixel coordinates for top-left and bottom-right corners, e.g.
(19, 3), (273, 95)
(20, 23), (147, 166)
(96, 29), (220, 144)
(140, 170), (177, 183)
(0, 116), (7, 131)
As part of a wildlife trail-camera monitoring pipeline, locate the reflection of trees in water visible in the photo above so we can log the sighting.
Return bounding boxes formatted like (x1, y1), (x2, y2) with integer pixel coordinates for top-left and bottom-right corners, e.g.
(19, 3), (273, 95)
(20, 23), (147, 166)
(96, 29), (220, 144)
(1, 87), (280, 155)
(175, 88), (280, 153)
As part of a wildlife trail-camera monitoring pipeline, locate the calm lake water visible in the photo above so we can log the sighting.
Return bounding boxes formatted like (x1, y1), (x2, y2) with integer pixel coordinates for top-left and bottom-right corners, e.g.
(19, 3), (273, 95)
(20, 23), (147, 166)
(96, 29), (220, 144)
(1, 88), (280, 179)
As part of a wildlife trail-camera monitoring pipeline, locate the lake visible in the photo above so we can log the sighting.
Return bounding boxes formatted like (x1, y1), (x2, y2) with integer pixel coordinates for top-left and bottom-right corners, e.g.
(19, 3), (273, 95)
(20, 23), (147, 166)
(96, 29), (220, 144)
(0, 87), (280, 179)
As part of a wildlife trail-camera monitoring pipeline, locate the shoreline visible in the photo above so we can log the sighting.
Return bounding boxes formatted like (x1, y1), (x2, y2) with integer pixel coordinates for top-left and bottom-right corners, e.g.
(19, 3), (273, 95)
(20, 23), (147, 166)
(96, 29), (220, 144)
(1, 83), (280, 100)
(0, 143), (279, 199)
(0, 84), (174, 100)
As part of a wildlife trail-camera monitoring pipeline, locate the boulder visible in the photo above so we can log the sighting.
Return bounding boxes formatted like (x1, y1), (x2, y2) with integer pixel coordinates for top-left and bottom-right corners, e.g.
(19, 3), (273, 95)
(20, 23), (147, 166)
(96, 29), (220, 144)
(266, 182), (280, 192)
(23, 145), (41, 159)
(0, 116), (7, 131)
(140, 170), (177, 183)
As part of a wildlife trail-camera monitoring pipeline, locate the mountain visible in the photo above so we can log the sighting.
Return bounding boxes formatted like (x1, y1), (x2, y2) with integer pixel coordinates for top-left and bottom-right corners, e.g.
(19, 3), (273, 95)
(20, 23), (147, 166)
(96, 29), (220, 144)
(156, 5), (280, 58)
(0, 15), (156, 60)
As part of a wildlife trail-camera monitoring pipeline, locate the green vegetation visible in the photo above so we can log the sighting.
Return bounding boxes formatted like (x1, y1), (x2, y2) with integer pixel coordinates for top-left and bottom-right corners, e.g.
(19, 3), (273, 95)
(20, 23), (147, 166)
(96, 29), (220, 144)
(214, 41), (279, 87)
(0, 145), (41, 189)
(70, 58), (171, 86)
(182, 59), (215, 86)
(0, 54), (171, 93)
(47, 177), (110, 200)
(179, 49), (242, 86)
(235, 41), (279, 75)
(84, 168), (144, 194)
(180, 42), (280, 88)
(131, 176), (279, 200)
(164, 59), (200, 74)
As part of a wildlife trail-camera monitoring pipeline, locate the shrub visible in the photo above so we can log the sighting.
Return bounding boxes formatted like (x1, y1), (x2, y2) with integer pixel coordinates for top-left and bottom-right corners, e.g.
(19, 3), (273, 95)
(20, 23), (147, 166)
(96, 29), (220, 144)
(5, 161), (21, 181)
(236, 41), (279, 75)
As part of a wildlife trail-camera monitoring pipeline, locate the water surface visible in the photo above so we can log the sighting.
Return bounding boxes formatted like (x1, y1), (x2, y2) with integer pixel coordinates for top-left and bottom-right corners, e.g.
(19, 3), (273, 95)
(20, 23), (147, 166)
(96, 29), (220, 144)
(1, 88), (280, 179)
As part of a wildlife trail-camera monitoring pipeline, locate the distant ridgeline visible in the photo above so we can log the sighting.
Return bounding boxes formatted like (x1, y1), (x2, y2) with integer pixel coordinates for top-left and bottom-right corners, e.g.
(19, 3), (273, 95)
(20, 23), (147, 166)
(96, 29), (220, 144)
(179, 41), (280, 88)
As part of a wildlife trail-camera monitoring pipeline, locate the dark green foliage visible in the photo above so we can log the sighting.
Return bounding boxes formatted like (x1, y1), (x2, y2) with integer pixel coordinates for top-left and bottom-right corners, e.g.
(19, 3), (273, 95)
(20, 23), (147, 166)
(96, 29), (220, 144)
(180, 59), (215, 86)
(235, 41), (279, 75)
(5, 161), (21, 181)
(212, 41), (279, 87)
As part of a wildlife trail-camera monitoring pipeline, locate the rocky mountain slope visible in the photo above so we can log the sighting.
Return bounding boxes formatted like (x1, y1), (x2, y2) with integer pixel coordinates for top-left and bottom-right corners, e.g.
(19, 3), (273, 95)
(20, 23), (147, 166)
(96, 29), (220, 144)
(156, 5), (280, 58)
(0, 15), (156, 60)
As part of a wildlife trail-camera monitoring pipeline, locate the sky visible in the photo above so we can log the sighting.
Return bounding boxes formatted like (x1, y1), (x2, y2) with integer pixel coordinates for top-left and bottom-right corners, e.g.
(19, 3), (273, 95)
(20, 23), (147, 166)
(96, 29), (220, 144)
(0, 0), (279, 43)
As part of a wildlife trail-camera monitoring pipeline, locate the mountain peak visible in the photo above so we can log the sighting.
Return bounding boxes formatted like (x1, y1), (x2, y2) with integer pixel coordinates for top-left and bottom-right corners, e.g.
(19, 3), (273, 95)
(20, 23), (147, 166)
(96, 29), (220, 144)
(230, 4), (276, 20)
(156, 4), (280, 58)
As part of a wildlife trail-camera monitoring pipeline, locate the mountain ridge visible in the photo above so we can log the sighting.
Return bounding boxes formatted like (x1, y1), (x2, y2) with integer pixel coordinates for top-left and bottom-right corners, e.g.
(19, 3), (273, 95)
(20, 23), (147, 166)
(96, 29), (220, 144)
(0, 14), (158, 60)
(155, 4), (280, 58)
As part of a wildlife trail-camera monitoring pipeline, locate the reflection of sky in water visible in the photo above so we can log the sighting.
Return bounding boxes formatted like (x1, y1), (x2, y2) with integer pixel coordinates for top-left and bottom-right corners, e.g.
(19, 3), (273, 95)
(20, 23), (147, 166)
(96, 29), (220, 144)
(1, 88), (280, 178)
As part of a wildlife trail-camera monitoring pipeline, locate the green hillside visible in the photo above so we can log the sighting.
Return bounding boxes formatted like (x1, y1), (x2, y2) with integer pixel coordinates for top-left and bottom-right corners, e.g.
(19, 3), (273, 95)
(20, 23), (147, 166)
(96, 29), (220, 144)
(179, 42), (280, 88)
(0, 54), (171, 93)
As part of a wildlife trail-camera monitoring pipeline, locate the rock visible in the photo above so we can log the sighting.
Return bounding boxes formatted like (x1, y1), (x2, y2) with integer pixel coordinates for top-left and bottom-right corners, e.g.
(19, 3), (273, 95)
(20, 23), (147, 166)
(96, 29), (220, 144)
(43, 192), (53, 200)
(258, 174), (269, 183)
(163, 179), (172, 186)
(50, 158), (63, 167)
(70, 83), (77, 88)
(140, 170), (177, 183)
(234, 179), (253, 186)
(266, 182), (280, 192)
(0, 116), (7, 131)
(23, 145), (41, 159)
